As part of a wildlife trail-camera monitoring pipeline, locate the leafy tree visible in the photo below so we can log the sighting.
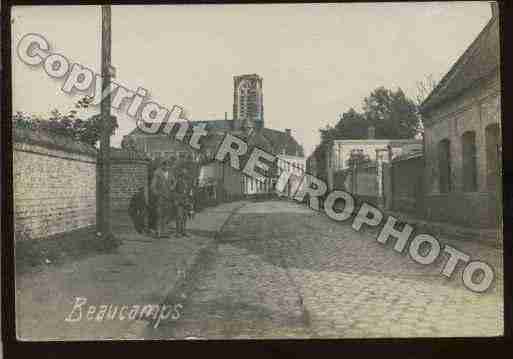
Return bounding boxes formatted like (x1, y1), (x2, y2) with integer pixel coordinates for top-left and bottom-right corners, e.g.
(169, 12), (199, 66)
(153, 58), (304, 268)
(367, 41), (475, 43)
(320, 108), (368, 143)
(363, 86), (418, 139)
(314, 86), (419, 181)
(319, 87), (419, 146)
(13, 96), (118, 147)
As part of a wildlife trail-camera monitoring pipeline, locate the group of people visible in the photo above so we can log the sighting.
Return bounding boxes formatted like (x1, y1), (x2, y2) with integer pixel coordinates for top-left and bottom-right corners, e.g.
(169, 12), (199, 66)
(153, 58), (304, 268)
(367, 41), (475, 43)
(129, 156), (196, 238)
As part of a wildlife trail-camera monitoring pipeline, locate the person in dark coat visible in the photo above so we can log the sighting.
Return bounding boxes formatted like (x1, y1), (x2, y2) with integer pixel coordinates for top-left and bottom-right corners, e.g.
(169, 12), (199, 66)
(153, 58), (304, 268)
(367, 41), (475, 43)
(151, 158), (177, 238)
(128, 185), (149, 234)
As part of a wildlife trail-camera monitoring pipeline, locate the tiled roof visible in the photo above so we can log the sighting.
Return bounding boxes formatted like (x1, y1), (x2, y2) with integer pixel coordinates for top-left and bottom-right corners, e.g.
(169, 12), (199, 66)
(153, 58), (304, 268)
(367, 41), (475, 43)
(127, 120), (233, 137)
(193, 119), (233, 131)
(127, 121), (305, 158)
(261, 128), (304, 157)
(421, 15), (500, 113)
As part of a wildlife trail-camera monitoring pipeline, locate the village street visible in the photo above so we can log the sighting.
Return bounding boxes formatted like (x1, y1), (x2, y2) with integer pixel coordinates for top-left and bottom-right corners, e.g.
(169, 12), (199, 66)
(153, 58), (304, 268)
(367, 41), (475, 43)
(148, 200), (503, 339)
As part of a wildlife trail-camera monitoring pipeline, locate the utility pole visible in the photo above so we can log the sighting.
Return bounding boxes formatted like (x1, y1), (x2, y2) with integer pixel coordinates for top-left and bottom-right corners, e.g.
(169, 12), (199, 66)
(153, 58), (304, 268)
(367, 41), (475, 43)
(98, 4), (112, 239)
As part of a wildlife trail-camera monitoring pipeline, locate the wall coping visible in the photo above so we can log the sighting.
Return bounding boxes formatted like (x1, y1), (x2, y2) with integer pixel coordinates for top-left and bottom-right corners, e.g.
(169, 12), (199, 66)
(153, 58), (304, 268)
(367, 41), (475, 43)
(332, 139), (422, 146)
(392, 152), (424, 163)
(13, 127), (97, 158)
(109, 147), (150, 163)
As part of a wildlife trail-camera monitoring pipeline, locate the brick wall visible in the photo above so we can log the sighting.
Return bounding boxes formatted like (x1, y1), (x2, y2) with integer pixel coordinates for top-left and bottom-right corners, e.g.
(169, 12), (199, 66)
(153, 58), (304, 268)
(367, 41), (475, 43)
(109, 148), (150, 211)
(13, 128), (97, 240)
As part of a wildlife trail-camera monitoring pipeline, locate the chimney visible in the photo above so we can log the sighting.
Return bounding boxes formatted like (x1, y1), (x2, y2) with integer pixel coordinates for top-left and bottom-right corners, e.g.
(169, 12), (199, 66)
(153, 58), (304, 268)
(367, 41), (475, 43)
(285, 128), (291, 136)
(368, 125), (376, 139)
(491, 1), (498, 18)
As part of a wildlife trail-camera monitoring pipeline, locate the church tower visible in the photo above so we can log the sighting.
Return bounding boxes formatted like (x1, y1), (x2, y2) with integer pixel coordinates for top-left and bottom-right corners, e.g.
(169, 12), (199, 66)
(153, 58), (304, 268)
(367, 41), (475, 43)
(233, 74), (264, 130)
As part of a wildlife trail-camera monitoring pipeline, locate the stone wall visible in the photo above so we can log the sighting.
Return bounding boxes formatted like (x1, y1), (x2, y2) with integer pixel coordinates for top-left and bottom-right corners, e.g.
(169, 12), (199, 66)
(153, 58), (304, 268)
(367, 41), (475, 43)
(13, 128), (97, 240)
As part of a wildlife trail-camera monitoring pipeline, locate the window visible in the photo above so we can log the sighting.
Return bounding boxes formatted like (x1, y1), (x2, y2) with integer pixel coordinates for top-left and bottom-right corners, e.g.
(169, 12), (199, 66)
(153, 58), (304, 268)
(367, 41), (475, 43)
(462, 131), (477, 192)
(438, 139), (452, 193)
(485, 124), (500, 192)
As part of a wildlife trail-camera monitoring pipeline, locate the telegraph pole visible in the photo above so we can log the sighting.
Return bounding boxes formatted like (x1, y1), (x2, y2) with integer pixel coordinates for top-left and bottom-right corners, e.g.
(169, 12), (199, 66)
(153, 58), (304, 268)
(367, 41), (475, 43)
(98, 4), (112, 239)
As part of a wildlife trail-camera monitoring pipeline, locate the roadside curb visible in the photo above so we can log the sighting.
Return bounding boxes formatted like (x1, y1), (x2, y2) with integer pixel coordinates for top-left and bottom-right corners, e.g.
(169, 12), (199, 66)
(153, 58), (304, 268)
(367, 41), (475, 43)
(387, 211), (501, 248)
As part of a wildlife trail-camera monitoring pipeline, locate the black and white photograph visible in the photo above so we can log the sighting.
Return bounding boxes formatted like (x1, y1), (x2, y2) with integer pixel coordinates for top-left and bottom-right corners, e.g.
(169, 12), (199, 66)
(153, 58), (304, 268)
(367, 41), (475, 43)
(9, 2), (503, 341)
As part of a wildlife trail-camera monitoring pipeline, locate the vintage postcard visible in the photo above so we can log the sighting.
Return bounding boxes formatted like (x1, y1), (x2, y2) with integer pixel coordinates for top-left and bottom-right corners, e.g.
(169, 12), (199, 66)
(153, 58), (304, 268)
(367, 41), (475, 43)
(11, 2), (502, 340)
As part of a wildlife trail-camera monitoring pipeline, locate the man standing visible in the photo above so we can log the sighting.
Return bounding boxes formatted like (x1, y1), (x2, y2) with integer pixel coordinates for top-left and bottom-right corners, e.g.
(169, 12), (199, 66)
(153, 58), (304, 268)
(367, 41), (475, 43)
(150, 158), (176, 238)
(174, 165), (192, 237)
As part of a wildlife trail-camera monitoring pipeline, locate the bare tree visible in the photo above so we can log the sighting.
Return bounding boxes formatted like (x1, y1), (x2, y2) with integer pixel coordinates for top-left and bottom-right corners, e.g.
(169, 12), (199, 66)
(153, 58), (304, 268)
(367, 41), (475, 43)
(415, 74), (438, 107)
(414, 74), (439, 138)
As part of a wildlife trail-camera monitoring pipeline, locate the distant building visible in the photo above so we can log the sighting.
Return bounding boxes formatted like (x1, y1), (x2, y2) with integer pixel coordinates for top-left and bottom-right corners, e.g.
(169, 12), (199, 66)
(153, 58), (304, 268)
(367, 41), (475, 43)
(330, 139), (422, 172)
(123, 74), (304, 198)
(320, 126), (422, 190)
(233, 74), (264, 130)
(420, 4), (500, 227)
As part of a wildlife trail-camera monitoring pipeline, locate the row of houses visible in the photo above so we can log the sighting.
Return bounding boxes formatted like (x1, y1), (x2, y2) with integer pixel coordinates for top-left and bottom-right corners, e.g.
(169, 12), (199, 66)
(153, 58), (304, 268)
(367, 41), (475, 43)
(123, 121), (305, 201)
(307, 4), (501, 229)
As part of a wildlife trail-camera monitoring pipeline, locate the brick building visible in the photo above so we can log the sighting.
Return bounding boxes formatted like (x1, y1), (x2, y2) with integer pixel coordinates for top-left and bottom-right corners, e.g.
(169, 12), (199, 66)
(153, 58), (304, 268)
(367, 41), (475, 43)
(109, 148), (150, 211)
(420, 4), (501, 227)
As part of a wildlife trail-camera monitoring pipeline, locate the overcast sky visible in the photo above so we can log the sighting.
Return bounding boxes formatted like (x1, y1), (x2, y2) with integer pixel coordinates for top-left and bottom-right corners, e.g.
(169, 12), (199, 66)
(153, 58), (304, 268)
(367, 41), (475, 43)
(11, 3), (493, 156)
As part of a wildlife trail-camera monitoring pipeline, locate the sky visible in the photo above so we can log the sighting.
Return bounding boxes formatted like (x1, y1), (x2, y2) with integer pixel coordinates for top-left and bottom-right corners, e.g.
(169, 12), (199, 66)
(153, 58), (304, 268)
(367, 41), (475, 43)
(11, 3), (493, 156)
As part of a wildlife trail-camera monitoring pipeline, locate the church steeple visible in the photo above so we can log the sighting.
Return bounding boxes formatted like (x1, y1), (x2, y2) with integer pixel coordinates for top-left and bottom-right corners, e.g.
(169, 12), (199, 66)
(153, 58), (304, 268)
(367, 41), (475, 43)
(233, 74), (264, 130)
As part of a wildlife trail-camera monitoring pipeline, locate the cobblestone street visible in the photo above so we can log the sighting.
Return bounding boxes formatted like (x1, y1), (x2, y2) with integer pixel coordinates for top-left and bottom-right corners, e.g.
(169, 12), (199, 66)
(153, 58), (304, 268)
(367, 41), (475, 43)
(151, 200), (503, 339)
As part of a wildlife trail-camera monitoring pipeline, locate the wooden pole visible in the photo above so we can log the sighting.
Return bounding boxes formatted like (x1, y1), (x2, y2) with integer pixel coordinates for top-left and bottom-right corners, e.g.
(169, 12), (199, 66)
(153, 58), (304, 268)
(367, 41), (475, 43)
(99, 4), (112, 237)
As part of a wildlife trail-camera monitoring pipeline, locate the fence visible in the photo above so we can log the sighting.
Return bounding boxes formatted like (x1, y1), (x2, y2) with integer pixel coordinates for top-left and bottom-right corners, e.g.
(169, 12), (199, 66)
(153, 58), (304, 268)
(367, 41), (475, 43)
(335, 154), (424, 215)
(390, 154), (425, 217)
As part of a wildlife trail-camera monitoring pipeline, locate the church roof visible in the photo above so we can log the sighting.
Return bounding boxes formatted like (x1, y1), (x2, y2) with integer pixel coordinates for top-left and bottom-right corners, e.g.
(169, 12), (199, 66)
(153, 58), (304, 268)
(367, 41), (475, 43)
(126, 119), (232, 137)
(193, 119), (233, 131)
(126, 120), (304, 158)
(421, 15), (500, 114)
(261, 128), (304, 157)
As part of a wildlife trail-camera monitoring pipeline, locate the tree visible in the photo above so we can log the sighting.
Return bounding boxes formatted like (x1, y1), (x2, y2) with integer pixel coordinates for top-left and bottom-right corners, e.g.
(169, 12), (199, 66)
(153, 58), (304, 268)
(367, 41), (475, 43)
(74, 95), (118, 146)
(319, 108), (368, 143)
(363, 86), (419, 139)
(414, 74), (439, 136)
(319, 87), (419, 146)
(12, 96), (118, 147)
(415, 74), (438, 107)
